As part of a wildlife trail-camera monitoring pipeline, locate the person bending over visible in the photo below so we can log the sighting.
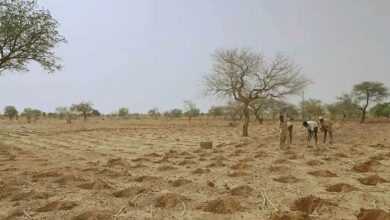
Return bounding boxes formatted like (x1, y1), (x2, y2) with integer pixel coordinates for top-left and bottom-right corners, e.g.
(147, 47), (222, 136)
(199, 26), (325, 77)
(303, 120), (318, 148)
(318, 116), (333, 144)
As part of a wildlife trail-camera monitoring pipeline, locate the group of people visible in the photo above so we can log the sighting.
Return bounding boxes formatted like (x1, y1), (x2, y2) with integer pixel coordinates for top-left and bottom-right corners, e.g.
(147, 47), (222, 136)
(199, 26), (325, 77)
(279, 115), (333, 149)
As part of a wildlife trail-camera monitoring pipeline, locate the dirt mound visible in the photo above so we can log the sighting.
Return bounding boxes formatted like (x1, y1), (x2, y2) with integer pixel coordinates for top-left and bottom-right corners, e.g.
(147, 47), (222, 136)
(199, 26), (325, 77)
(269, 211), (310, 220)
(0, 184), (17, 194)
(206, 160), (226, 167)
(199, 197), (243, 214)
(11, 190), (51, 201)
(307, 160), (324, 166)
(269, 166), (291, 173)
(153, 157), (171, 164)
(230, 162), (248, 170)
(106, 157), (124, 166)
(254, 151), (267, 158)
(287, 154), (299, 160)
(326, 183), (357, 192)
(178, 159), (195, 165)
(227, 171), (248, 177)
(145, 152), (162, 157)
(77, 179), (114, 190)
(234, 149), (245, 155)
(333, 153), (348, 158)
(157, 165), (177, 171)
(274, 159), (289, 164)
(369, 154), (387, 161)
(73, 210), (114, 220)
(170, 178), (192, 187)
(32, 171), (60, 178)
(200, 141), (213, 149)
(154, 193), (186, 208)
(97, 169), (121, 177)
(353, 160), (381, 173)
(191, 168), (211, 174)
(273, 175), (300, 183)
(131, 157), (150, 162)
(230, 185), (253, 197)
(112, 187), (146, 198)
(130, 163), (148, 169)
(134, 175), (159, 182)
(358, 174), (387, 186)
(291, 195), (326, 214)
(55, 174), (85, 185)
(357, 208), (390, 220)
(37, 201), (77, 212)
(308, 170), (337, 177)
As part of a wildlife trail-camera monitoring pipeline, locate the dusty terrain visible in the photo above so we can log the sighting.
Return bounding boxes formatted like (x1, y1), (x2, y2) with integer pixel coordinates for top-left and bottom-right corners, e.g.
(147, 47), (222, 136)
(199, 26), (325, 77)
(0, 118), (389, 220)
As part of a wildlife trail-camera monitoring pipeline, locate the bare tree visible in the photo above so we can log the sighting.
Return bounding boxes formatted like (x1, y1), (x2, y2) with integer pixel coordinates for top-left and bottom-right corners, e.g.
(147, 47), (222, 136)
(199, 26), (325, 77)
(203, 48), (308, 136)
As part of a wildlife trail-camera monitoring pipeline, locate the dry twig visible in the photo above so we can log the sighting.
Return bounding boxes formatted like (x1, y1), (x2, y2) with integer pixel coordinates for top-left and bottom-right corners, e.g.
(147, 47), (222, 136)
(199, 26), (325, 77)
(181, 202), (187, 216)
(22, 210), (33, 220)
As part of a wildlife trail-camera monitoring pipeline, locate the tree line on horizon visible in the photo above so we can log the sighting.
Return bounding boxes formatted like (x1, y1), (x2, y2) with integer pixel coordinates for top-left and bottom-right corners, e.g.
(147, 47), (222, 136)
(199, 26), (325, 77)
(0, 0), (389, 136)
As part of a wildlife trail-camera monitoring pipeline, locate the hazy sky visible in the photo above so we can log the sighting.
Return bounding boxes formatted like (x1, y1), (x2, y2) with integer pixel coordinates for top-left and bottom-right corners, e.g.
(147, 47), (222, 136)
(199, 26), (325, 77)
(0, 0), (389, 114)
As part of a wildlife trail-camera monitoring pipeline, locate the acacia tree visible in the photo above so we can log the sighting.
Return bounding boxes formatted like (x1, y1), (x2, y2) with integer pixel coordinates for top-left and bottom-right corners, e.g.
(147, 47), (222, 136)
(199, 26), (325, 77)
(300, 98), (324, 119)
(208, 106), (224, 118)
(4, 105), (18, 120)
(0, 0), (66, 74)
(148, 107), (160, 120)
(369, 102), (390, 119)
(56, 106), (74, 123)
(183, 100), (199, 122)
(118, 108), (129, 117)
(203, 48), (308, 136)
(71, 102), (93, 121)
(21, 108), (41, 123)
(341, 82), (389, 123)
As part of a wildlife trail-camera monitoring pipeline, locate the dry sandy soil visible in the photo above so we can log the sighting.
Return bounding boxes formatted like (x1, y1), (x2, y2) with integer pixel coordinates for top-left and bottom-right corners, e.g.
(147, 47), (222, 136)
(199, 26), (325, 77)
(0, 118), (389, 220)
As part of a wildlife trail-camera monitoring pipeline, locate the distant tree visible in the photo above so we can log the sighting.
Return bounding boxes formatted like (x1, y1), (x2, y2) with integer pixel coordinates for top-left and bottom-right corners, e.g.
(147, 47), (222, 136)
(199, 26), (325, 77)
(203, 48), (308, 136)
(163, 111), (171, 119)
(148, 107), (160, 120)
(4, 105), (18, 120)
(300, 99), (324, 119)
(208, 106), (224, 118)
(118, 108), (129, 117)
(0, 0), (66, 74)
(55, 107), (74, 123)
(21, 108), (41, 123)
(170, 109), (183, 118)
(325, 100), (359, 120)
(369, 102), (390, 118)
(224, 100), (243, 122)
(47, 112), (56, 118)
(55, 106), (67, 120)
(71, 102), (93, 121)
(31, 109), (42, 122)
(183, 100), (200, 122)
(91, 109), (100, 117)
(341, 81), (389, 123)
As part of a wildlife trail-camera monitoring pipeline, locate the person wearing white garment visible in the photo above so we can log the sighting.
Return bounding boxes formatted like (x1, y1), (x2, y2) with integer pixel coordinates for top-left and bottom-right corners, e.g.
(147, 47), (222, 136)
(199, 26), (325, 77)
(303, 120), (318, 148)
(287, 118), (294, 144)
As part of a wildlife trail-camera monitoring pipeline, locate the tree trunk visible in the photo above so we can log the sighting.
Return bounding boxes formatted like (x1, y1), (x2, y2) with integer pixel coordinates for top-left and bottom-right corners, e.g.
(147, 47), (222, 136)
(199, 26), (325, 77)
(360, 108), (366, 123)
(83, 112), (87, 121)
(242, 102), (250, 137)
